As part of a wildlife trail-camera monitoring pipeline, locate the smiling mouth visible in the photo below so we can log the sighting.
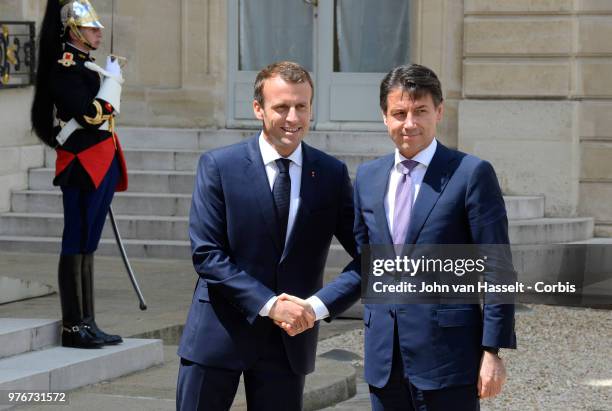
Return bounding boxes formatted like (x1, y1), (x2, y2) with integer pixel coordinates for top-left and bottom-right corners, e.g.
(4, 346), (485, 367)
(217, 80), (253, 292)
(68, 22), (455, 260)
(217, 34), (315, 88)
(281, 127), (301, 133)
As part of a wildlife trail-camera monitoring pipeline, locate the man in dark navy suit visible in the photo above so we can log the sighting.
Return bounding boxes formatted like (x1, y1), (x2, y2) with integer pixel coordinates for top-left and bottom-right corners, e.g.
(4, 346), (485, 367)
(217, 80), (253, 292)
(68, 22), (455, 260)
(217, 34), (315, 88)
(280, 64), (516, 410)
(176, 61), (357, 411)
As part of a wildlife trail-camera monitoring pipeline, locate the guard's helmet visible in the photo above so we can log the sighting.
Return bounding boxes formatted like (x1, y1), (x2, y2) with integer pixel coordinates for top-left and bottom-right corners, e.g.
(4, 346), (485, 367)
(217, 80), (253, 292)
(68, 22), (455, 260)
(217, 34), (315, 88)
(31, 0), (104, 147)
(60, 0), (104, 30)
(59, 0), (103, 50)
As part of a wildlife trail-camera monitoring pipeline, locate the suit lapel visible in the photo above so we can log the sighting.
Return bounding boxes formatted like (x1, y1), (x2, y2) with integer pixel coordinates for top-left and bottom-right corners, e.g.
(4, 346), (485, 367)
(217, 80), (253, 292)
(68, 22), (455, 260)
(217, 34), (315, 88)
(245, 135), (282, 253)
(372, 155), (395, 245)
(405, 143), (455, 245)
(280, 143), (319, 262)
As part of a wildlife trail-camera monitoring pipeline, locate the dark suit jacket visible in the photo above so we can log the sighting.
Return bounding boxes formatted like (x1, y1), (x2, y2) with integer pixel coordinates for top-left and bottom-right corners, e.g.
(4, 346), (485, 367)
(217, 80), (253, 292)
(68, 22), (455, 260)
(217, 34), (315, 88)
(316, 142), (516, 389)
(178, 134), (356, 375)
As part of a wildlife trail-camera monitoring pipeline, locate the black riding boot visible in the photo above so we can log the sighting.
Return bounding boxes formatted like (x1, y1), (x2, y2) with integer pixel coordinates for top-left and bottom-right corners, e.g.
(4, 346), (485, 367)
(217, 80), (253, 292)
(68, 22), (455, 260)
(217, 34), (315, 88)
(81, 253), (123, 345)
(58, 254), (104, 348)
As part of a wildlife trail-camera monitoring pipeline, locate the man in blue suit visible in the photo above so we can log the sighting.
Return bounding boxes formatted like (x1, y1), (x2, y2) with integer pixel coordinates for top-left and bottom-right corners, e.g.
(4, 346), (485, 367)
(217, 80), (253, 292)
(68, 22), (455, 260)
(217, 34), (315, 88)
(176, 61), (357, 411)
(281, 64), (516, 410)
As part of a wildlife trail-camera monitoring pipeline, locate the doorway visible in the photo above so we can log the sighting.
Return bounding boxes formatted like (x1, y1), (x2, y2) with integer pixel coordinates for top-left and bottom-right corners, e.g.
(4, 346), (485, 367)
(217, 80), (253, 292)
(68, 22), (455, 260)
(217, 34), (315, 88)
(226, 0), (412, 130)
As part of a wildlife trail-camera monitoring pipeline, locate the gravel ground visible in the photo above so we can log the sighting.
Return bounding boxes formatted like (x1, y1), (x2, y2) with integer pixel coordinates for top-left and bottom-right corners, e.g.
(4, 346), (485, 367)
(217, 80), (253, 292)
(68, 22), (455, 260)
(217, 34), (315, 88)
(317, 305), (612, 411)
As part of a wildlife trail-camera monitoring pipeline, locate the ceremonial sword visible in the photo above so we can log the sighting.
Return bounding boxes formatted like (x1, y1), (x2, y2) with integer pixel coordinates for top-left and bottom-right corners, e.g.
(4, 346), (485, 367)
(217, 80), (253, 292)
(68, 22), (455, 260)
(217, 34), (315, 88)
(107, 0), (147, 310)
(108, 208), (147, 310)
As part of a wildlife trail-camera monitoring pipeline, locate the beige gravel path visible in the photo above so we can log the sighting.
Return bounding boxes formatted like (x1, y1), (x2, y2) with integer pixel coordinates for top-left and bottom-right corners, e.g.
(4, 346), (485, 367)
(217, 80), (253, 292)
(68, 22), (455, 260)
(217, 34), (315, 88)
(318, 305), (611, 411)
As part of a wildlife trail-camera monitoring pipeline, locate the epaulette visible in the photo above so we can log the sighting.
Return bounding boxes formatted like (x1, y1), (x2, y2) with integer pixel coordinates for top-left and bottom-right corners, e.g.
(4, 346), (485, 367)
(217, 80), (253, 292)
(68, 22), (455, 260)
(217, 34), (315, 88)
(57, 52), (76, 67)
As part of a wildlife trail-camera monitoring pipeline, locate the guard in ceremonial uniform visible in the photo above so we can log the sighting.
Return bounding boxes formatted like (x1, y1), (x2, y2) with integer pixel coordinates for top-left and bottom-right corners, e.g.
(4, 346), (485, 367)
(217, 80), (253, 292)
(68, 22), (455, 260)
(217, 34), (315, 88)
(31, 0), (128, 348)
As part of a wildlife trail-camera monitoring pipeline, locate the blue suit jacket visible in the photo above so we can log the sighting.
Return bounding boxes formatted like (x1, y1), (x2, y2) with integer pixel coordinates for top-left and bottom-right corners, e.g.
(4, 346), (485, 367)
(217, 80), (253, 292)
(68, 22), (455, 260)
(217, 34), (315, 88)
(178, 134), (356, 375)
(316, 142), (516, 390)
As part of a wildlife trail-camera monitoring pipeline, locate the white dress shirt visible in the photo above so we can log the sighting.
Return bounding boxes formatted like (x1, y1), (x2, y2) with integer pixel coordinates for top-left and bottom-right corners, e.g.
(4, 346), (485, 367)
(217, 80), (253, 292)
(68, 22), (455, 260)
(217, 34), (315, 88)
(385, 138), (437, 234)
(259, 132), (302, 242)
(309, 138), (439, 321)
(257, 133), (304, 316)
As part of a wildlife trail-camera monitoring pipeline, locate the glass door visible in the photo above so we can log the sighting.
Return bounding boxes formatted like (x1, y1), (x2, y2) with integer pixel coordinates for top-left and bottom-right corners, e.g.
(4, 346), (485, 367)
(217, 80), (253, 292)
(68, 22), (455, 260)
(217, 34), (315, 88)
(226, 0), (316, 128)
(316, 0), (411, 130)
(226, 0), (412, 130)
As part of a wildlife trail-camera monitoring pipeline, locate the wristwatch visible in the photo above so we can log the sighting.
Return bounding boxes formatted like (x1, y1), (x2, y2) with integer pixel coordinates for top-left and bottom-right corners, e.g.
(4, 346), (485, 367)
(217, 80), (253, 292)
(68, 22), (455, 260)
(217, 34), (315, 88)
(482, 346), (500, 356)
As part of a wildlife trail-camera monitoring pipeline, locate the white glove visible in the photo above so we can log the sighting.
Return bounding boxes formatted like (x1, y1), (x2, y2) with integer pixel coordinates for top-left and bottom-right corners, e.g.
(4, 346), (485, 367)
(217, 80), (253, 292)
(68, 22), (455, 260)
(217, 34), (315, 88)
(85, 61), (124, 84)
(104, 56), (121, 77)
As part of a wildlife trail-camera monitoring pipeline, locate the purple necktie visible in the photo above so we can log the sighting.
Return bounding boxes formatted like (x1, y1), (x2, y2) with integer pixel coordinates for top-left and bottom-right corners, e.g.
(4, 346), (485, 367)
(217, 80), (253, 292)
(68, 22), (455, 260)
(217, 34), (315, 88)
(392, 159), (419, 245)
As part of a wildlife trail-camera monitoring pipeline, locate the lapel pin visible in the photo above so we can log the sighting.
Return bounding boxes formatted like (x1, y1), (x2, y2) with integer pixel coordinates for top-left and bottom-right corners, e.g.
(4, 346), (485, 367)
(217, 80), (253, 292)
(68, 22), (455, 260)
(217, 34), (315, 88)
(311, 171), (316, 178)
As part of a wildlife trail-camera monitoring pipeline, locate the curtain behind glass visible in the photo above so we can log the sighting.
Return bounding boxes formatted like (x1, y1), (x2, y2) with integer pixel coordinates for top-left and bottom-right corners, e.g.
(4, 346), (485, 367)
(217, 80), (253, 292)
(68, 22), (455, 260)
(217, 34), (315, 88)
(335, 0), (410, 72)
(239, 0), (314, 71)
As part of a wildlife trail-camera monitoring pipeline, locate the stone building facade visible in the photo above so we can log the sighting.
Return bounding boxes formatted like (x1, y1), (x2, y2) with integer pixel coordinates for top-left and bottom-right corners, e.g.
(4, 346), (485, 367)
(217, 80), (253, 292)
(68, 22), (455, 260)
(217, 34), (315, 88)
(1, 0), (610, 236)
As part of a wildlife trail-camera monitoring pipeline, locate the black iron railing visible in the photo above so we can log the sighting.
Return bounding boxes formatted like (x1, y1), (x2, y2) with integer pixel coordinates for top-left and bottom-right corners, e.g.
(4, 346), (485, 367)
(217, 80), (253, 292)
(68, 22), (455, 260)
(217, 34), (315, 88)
(0, 21), (36, 89)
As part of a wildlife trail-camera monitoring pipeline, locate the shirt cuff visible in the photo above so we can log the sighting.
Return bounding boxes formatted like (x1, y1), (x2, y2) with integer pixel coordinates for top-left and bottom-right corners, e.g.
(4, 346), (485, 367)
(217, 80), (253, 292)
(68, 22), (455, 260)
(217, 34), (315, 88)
(306, 296), (329, 321)
(258, 296), (278, 317)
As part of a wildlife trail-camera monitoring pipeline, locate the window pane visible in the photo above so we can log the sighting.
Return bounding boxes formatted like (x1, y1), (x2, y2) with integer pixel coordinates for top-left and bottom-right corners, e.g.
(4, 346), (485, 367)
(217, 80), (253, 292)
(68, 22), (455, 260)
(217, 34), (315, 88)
(334, 0), (410, 73)
(239, 0), (313, 71)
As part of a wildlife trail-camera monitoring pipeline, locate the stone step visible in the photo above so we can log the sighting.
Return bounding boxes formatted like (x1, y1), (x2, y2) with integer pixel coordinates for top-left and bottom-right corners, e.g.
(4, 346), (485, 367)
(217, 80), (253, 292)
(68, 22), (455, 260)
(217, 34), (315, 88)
(44, 148), (202, 172)
(509, 217), (594, 245)
(10, 189), (544, 220)
(11, 190), (192, 217)
(325, 217), (594, 270)
(0, 212), (189, 241)
(116, 127), (393, 154)
(0, 319), (60, 360)
(328, 244), (353, 269)
(44, 147), (381, 175)
(0, 236), (191, 259)
(0, 276), (55, 305)
(504, 195), (544, 220)
(328, 217), (593, 247)
(512, 239), (612, 302)
(29, 168), (196, 194)
(333, 220), (595, 248)
(0, 338), (163, 391)
(1, 212), (586, 245)
(31, 167), (362, 195)
(27, 170), (547, 220)
(0, 215), (591, 263)
(30, 167), (362, 195)
(594, 222), (612, 237)
(0, 228), (600, 284)
(0, 236), (346, 264)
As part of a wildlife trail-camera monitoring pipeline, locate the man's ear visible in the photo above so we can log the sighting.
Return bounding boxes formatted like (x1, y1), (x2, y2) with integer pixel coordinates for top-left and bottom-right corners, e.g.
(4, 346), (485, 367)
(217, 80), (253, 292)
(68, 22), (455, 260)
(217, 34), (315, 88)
(436, 102), (444, 123)
(382, 111), (388, 127)
(253, 100), (264, 120)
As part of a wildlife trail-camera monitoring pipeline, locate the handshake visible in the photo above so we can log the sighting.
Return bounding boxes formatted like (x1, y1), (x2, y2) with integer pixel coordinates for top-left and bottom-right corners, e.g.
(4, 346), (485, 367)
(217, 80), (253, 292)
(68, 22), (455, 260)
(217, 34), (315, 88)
(268, 294), (316, 337)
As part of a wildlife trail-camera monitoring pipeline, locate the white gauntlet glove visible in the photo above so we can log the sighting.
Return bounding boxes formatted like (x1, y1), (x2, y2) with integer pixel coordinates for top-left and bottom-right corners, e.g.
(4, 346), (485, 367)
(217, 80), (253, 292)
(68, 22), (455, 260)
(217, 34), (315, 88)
(85, 56), (124, 114)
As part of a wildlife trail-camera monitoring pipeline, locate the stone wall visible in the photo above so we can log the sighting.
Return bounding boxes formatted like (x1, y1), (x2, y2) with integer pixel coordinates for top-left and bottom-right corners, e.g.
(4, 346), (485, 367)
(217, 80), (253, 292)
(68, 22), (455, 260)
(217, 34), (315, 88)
(0, 0), (227, 212)
(414, 0), (464, 149)
(458, 0), (612, 232)
(0, 0), (45, 212)
(93, 0), (227, 128)
(1, 0), (609, 234)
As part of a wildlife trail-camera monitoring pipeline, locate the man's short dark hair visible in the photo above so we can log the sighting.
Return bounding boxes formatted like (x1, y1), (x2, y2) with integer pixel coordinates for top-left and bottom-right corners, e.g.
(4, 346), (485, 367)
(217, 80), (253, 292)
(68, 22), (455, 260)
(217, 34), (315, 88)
(379, 64), (443, 113)
(254, 61), (314, 106)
